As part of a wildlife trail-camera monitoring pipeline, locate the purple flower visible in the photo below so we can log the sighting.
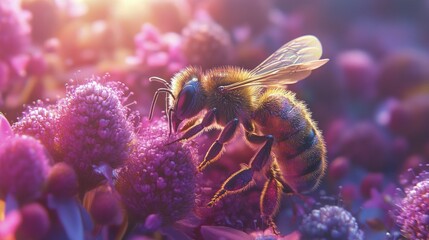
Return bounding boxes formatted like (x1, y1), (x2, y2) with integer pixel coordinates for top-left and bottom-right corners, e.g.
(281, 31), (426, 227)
(335, 50), (377, 101)
(383, 94), (429, 142)
(12, 101), (60, 159)
(0, 135), (51, 203)
(396, 173), (429, 239)
(144, 0), (191, 33)
(0, 0), (31, 60)
(360, 173), (383, 199)
(334, 121), (390, 171)
(328, 156), (351, 182)
(56, 79), (135, 190)
(115, 118), (197, 226)
(181, 20), (232, 70)
(16, 203), (50, 240)
(22, 0), (59, 44)
(204, 0), (271, 34)
(46, 162), (78, 198)
(376, 50), (429, 99)
(300, 205), (363, 240)
(89, 188), (123, 226)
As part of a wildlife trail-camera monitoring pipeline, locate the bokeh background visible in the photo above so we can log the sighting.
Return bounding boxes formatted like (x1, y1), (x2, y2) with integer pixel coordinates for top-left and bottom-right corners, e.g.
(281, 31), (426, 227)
(1, 0), (429, 239)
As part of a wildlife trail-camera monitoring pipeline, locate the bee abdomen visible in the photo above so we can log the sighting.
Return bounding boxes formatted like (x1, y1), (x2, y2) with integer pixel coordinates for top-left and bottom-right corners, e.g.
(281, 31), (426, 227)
(275, 126), (326, 193)
(253, 89), (326, 193)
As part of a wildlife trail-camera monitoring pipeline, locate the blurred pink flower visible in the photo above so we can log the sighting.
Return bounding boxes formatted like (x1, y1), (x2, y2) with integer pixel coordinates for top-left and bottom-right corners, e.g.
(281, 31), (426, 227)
(132, 23), (186, 76)
(0, 211), (22, 240)
(0, 0), (31, 60)
(0, 113), (13, 139)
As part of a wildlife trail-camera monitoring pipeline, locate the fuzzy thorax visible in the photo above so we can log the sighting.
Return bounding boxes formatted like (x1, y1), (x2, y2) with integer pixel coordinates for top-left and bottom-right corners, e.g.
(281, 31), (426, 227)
(201, 66), (259, 126)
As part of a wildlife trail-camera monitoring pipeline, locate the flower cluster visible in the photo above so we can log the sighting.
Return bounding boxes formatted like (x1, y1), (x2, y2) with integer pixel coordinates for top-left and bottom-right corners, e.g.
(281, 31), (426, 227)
(396, 170), (429, 239)
(0, 135), (51, 203)
(300, 205), (364, 240)
(56, 80), (135, 189)
(115, 118), (198, 226)
(12, 101), (59, 158)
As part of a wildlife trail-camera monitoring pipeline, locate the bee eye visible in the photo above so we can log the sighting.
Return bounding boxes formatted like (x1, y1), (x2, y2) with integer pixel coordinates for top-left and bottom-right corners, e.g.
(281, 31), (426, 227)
(176, 85), (195, 119)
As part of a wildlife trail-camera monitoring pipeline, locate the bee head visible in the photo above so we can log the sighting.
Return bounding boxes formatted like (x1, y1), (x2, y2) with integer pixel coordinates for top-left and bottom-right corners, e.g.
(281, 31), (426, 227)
(170, 68), (206, 132)
(149, 67), (206, 134)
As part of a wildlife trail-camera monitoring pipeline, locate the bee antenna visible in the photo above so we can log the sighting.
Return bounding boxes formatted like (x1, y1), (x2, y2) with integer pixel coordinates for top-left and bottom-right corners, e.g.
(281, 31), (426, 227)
(167, 108), (173, 135)
(149, 88), (175, 120)
(149, 76), (171, 88)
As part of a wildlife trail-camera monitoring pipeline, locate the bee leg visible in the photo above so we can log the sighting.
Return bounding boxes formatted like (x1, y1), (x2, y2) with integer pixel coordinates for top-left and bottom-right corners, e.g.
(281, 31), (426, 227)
(265, 161), (295, 195)
(198, 118), (239, 172)
(260, 176), (282, 235)
(207, 167), (254, 207)
(249, 135), (274, 171)
(167, 108), (217, 144)
(208, 136), (274, 206)
(260, 164), (285, 235)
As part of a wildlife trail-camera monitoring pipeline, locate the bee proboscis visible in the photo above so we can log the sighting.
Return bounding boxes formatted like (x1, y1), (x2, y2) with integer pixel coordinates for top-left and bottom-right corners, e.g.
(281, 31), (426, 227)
(149, 35), (328, 234)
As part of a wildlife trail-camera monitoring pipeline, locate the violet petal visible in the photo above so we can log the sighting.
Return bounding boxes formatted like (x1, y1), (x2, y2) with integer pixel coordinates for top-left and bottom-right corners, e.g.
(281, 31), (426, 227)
(200, 226), (253, 240)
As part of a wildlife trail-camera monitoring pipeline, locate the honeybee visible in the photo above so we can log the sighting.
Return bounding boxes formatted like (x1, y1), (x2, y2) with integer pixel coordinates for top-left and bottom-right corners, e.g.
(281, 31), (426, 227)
(149, 35), (328, 234)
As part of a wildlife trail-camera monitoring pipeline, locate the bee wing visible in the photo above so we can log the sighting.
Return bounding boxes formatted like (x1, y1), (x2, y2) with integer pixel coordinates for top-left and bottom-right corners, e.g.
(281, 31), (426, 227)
(222, 35), (329, 91)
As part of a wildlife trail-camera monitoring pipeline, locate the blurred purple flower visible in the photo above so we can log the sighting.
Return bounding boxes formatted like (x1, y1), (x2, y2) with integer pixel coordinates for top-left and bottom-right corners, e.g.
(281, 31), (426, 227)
(335, 50), (377, 101)
(334, 121), (391, 171)
(382, 94), (429, 143)
(0, 135), (51, 203)
(328, 156), (351, 182)
(26, 53), (48, 77)
(360, 173), (383, 199)
(115, 118), (197, 226)
(0, 0), (31, 105)
(300, 205), (363, 240)
(144, 0), (191, 33)
(46, 162), (78, 198)
(361, 184), (397, 232)
(16, 203), (51, 240)
(22, 0), (60, 44)
(89, 187), (123, 226)
(376, 50), (429, 99)
(0, 61), (10, 95)
(0, 0), (31, 60)
(181, 20), (232, 70)
(204, 0), (271, 35)
(132, 23), (185, 76)
(56, 79), (135, 190)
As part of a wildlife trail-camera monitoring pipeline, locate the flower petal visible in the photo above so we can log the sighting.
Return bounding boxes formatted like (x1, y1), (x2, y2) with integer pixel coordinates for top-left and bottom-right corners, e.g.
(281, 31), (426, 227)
(200, 226), (253, 240)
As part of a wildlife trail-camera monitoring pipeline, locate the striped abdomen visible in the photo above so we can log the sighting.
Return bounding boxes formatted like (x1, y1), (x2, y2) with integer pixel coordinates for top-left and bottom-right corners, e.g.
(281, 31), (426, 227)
(252, 89), (326, 193)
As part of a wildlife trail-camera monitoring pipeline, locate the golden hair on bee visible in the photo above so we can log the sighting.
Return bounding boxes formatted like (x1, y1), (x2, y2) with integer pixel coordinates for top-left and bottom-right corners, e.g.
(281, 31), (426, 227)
(170, 66), (204, 99)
